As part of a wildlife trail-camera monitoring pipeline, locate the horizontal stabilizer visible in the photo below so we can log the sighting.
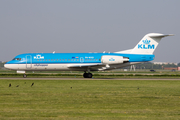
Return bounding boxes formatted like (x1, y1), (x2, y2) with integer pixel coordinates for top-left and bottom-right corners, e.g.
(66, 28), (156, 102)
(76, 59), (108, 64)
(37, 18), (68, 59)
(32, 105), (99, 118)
(148, 34), (174, 38)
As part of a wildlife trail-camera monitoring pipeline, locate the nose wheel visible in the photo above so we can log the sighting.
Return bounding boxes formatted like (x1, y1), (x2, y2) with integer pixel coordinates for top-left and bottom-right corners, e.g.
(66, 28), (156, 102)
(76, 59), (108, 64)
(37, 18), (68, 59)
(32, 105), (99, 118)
(83, 72), (93, 78)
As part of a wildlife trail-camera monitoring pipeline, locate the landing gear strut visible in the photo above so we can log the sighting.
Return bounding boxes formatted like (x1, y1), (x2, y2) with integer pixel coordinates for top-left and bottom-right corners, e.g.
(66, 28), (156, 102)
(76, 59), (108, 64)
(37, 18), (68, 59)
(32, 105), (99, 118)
(83, 72), (93, 78)
(23, 74), (27, 78)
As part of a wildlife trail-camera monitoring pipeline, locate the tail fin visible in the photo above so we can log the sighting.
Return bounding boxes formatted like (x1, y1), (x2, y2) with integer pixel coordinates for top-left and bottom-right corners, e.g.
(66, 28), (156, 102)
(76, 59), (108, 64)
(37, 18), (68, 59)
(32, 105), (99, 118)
(130, 33), (174, 54)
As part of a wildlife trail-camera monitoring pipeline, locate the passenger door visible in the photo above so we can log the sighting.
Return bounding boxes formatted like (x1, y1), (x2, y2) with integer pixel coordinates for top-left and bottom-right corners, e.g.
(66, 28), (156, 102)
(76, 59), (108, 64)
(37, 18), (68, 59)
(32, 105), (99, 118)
(26, 55), (32, 69)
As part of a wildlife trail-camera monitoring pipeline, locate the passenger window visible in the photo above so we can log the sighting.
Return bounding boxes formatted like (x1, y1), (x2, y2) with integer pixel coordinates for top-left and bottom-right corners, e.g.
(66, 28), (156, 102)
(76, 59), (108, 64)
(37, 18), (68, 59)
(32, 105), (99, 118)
(54, 59), (56, 61)
(85, 59), (87, 61)
(48, 59), (50, 61)
(46, 59), (47, 61)
(77, 59), (79, 61)
(62, 59), (64, 61)
(93, 59), (95, 61)
(40, 59), (42, 61)
(51, 59), (53, 61)
(65, 59), (67, 61)
(59, 59), (61, 61)
(74, 59), (76, 61)
(90, 59), (92, 61)
(71, 59), (73, 61)
(57, 59), (58, 61)
(17, 58), (19, 60)
(99, 59), (101, 61)
(96, 59), (98, 61)
(37, 59), (39, 61)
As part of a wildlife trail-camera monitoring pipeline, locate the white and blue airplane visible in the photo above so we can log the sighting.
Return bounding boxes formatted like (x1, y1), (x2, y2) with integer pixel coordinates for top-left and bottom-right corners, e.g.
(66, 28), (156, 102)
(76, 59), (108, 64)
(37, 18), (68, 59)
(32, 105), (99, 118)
(4, 33), (173, 78)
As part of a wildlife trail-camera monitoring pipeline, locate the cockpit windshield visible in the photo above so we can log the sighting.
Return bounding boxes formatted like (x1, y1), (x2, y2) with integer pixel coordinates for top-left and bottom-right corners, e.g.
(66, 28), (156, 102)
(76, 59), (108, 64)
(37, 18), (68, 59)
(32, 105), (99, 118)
(12, 58), (21, 61)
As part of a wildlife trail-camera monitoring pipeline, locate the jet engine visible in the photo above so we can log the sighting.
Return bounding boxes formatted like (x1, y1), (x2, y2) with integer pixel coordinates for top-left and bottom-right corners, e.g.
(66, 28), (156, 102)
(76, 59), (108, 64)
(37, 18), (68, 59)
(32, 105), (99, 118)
(101, 55), (129, 64)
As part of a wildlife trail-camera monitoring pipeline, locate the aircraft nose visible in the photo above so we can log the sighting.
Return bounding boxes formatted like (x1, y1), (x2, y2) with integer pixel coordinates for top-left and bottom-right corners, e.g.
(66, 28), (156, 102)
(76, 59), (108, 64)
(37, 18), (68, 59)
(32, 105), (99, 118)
(4, 64), (10, 69)
(4, 64), (8, 68)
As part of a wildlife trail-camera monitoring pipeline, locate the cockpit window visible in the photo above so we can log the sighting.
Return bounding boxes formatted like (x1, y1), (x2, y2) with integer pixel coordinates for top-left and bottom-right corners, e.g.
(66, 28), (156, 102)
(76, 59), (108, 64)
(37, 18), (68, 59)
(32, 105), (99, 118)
(12, 58), (22, 61)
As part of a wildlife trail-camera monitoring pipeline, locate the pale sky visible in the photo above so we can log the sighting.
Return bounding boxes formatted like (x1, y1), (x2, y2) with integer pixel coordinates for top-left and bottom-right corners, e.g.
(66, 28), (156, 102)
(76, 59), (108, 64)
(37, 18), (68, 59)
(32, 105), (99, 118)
(0, 0), (180, 62)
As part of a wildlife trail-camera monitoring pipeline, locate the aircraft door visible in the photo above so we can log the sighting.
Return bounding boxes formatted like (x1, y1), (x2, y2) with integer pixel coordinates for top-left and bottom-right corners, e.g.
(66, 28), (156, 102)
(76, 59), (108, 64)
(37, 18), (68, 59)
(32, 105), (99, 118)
(26, 55), (32, 69)
(80, 57), (84, 63)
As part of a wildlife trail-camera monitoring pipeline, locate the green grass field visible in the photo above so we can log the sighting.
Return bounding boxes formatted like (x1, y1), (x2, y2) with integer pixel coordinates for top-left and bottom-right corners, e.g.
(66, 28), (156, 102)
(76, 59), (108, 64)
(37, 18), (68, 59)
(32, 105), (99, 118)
(1, 69), (180, 79)
(0, 79), (180, 120)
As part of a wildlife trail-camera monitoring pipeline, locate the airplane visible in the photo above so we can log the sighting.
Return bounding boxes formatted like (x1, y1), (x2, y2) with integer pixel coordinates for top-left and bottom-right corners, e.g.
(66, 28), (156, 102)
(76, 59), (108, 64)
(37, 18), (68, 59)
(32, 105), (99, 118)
(4, 33), (173, 78)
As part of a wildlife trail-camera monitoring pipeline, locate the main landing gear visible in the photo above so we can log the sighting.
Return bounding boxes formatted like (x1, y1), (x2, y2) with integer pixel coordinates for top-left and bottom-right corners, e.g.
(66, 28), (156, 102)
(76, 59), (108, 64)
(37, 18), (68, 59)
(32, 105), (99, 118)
(83, 72), (93, 78)
(23, 74), (27, 78)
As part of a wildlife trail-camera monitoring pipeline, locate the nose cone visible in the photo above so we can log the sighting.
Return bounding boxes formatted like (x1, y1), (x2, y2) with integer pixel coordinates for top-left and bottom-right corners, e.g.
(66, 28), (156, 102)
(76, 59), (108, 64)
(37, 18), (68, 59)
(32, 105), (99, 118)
(4, 61), (13, 69)
(4, 64), (10, 69)
(4, 60), (19, 70)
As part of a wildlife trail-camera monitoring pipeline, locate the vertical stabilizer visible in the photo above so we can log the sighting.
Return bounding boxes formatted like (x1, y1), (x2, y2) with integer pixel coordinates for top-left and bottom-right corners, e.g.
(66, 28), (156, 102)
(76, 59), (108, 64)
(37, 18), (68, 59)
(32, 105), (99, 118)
(130, 33), (173, 54)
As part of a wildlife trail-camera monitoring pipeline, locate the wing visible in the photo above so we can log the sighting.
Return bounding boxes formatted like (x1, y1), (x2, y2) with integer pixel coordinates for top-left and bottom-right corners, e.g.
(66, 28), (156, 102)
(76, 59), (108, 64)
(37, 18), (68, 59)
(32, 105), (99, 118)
(67, 62), (142, 71)
(67, 63), (106, 71)
(67, 62), (134, 71)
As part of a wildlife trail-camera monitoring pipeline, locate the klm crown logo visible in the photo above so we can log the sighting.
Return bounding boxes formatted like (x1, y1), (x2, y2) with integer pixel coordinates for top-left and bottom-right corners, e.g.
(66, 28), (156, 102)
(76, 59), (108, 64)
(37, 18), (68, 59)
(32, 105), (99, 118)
(138, 39), (155, 49)
(34, 55), (44, 59)
(109, 58), (115, 61)
(142, 39), (151, 44)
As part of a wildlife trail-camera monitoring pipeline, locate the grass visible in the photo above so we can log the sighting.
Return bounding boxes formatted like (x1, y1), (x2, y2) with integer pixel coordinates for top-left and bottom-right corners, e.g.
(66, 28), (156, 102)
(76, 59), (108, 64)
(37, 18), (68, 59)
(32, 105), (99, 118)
(0, 79), (180, 119)
(1, 69), (180, 74)
(1, 73), (180, 79)
(1, 69), (180, 78)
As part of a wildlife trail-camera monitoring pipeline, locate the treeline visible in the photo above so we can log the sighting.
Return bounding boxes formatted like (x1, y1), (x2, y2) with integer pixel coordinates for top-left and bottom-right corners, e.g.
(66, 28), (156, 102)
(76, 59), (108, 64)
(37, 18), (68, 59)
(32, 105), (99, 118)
(135, 62), (179, 69)
(0, 62), (5, 68)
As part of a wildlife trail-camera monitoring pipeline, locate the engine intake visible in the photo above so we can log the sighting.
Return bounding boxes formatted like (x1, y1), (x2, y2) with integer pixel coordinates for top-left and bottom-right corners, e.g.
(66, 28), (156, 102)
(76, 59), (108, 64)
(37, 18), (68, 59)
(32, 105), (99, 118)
(101, 55), (129, 64)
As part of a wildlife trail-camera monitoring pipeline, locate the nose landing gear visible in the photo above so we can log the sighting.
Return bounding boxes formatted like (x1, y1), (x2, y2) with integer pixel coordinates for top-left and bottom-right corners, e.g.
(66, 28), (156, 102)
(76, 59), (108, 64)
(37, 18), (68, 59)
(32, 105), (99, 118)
(83, 72), (93, 78)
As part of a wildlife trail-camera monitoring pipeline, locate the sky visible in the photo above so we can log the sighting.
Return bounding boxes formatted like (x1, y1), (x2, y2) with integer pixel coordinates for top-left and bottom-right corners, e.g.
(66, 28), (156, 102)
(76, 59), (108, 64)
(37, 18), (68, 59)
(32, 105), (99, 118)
(0, 0), (180, 62)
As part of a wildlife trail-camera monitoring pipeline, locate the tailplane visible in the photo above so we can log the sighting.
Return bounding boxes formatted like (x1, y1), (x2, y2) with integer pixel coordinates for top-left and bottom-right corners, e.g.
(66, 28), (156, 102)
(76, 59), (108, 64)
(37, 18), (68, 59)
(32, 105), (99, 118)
(116, 33), (174, 54)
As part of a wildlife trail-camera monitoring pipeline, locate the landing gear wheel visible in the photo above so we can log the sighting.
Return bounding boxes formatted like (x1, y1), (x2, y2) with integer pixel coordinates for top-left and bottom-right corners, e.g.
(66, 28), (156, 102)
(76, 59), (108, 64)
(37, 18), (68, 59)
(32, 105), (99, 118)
(23, 74), (27, 78)
(83, 73), (93, 78)
(87, 73), (92, 78)
(83, 73), (88, 78)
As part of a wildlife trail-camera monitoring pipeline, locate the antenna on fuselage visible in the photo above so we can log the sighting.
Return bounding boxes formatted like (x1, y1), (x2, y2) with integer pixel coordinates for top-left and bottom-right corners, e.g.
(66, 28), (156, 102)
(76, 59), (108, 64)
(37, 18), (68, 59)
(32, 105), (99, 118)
(103, 51), (105, 53)
(53, 51), (55, 54)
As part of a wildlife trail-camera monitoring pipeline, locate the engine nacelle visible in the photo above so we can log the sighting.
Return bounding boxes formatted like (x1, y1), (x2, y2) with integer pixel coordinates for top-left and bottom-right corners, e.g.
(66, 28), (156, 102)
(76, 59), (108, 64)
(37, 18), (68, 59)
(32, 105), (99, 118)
(101, 55), (129, 64)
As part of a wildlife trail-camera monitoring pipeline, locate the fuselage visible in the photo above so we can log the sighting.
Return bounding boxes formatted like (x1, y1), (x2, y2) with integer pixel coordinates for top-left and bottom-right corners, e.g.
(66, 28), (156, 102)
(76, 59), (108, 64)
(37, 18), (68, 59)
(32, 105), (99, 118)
(5, 53), (154, 71)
